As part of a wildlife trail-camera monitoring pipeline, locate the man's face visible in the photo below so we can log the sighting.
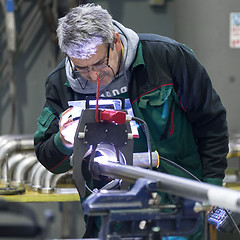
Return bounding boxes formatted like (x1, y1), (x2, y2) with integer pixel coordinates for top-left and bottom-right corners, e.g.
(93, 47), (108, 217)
(70, 35), (122, 87)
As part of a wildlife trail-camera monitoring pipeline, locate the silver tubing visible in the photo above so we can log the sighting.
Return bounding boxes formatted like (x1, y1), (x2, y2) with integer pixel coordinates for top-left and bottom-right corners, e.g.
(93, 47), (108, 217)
(95, 160), (240, 213)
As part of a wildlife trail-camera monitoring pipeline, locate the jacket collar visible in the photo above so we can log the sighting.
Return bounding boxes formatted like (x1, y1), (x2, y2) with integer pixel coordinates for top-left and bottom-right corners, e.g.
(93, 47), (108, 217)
(131, 42), (145, 69)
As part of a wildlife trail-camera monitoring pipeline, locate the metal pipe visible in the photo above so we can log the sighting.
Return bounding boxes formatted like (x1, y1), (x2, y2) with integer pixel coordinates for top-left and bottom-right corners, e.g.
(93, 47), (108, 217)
(39, 170), (59, 193)
(30, 163), (47, 191)
(0, 136), (34, 161)
(94, 160), (240, 213)
(0, 135), (78, 193)
(28, 162), (42, 189)
(1, 153), (25, 183)
(31, 164), (74, 194)
(0, 136), (34, 177)
(0, 134), (33, 147)
(133, 151), (158, 168)
(40, 171), (71, 194)
(12, 154), (37, 186)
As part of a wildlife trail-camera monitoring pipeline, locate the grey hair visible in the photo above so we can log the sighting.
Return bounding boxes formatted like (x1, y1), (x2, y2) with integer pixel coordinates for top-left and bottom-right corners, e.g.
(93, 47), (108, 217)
(57, 3), (115, 58)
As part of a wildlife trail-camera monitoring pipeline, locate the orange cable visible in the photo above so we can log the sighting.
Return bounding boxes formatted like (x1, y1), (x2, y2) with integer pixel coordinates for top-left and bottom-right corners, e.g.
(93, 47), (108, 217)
(95, 73), (100, 122)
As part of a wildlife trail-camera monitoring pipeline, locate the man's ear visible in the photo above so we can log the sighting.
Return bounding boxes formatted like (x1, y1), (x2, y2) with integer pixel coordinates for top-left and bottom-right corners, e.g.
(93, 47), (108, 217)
(114, 32), (122, 52)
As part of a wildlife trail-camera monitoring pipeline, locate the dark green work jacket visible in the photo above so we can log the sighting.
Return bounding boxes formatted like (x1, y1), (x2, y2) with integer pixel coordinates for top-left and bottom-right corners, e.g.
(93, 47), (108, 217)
(34, 34), (228, 187)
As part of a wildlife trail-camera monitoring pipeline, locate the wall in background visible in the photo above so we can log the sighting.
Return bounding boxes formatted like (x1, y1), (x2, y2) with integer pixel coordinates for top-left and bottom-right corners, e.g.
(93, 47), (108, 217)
(0, 1), (59, 135)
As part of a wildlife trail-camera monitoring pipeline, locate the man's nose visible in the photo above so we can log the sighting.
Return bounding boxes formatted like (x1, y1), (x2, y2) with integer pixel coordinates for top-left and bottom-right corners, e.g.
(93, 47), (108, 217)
(88, 69), (100, 81)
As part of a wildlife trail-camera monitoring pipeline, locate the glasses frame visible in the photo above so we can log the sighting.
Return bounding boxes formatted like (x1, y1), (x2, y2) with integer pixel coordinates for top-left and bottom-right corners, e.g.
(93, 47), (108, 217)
(68, 44), (111, 76)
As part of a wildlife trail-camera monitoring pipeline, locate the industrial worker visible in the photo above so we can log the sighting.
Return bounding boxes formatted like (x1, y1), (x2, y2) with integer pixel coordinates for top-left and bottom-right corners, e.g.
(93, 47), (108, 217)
(34, 3), (229, 240)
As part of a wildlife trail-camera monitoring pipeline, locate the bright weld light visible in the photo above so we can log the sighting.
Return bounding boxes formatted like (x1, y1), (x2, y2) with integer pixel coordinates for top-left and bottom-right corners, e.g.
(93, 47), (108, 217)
(94, 144), (123, 164)
(94, 156), (113, 164)
(94, 151), (119, 164)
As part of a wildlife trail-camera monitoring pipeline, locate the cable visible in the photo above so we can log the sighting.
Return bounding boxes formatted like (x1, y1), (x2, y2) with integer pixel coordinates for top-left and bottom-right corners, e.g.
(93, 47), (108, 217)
(131, 115), (207, 183)
(95, 73), (100, 122)
(158, 155), (202, 182)
(85, 182), (94, 194)
(131, 116), (200, 177)
(225, 210), (240, 236)
(131, 116), (153, 170)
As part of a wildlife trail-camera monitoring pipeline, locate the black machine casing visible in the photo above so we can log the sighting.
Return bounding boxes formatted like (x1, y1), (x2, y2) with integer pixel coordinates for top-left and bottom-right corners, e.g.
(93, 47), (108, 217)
(72, 109), (133, 198)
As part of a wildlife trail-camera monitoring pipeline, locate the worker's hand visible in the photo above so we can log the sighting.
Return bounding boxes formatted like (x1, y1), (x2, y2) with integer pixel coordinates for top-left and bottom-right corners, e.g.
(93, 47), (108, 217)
(59, 107), (79, 148)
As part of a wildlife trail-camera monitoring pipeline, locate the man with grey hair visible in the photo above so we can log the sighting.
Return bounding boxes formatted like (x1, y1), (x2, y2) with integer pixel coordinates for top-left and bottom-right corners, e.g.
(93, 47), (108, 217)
(34, 3), (228, 240)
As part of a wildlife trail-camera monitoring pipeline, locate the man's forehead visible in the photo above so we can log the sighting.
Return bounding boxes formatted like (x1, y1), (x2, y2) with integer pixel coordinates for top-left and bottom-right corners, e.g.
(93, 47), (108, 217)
(77, 37), (103, 60)
(70, 42), (107, 67)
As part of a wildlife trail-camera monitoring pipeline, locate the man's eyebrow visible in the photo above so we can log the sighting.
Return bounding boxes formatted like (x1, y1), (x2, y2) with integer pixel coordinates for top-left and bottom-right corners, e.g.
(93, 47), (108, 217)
(75, 56), (105, 69)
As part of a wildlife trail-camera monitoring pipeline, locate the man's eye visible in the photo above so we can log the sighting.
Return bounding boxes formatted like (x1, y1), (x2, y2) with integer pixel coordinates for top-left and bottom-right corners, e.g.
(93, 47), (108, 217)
(76, 67), (87, 71)
(95, 63), (106, 68)
(95, 60), (105, 66)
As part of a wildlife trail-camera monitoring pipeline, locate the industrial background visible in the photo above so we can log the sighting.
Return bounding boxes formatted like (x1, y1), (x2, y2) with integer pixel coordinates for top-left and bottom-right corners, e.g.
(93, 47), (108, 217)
(0, 0), (240, 239)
